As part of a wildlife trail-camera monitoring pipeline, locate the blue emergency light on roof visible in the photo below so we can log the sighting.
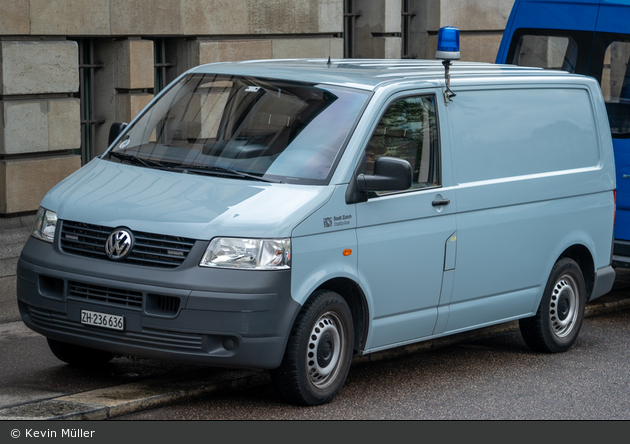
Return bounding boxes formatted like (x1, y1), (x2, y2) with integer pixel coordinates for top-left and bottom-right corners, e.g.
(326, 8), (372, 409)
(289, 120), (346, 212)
(436, 26), (460, 61)
(435, 27), (459, 105)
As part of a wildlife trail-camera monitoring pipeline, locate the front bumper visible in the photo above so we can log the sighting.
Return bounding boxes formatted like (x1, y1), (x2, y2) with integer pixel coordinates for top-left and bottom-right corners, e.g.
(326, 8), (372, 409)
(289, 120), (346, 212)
(17, 236), (300, 370)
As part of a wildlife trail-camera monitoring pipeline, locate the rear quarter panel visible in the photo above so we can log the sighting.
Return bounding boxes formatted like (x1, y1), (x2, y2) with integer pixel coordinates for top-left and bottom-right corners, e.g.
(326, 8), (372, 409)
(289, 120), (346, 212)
(442, 78), (614, 332)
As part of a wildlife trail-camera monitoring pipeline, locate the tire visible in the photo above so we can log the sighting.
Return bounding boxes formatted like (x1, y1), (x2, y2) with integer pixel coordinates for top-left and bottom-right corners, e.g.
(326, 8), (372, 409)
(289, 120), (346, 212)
(270, 290), (354, 406)
(47, 338), (114, 367)
(519, 258), (586, 353)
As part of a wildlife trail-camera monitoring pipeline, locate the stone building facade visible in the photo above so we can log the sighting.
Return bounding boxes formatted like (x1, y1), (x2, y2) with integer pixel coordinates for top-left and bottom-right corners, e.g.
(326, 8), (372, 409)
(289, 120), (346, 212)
(0, 0), (514, 323)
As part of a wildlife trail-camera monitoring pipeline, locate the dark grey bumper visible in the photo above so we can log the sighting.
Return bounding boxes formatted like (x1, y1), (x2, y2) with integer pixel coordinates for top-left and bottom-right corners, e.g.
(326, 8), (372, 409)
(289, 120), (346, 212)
(17, 237), (300, 370)
(589, 265), (616, 302)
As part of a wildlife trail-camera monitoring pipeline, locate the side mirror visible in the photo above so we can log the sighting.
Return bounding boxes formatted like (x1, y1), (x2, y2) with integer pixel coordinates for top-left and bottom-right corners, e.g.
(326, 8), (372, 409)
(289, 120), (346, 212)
(356, 157), (412, 192)
(108, 122), (128, 146)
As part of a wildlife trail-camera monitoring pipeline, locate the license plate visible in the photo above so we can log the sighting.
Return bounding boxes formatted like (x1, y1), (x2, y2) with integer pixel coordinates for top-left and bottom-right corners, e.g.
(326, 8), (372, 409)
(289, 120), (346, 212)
(80, 310), (124, 331)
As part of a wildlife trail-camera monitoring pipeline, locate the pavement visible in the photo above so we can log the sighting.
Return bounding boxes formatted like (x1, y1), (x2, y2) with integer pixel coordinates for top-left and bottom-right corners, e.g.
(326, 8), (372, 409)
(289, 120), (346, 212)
(2, 269), (630, 421)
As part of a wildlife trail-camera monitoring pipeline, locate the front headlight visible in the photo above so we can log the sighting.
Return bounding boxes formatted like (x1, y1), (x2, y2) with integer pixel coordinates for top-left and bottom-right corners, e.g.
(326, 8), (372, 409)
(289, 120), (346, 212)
(200, 238), (291, 270)
(32, 207), (57, 243)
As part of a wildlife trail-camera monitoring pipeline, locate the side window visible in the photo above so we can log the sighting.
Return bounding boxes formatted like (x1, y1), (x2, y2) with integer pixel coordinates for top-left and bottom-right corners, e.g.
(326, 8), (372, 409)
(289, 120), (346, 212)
(602, 40), (630, 138)
(365, 95), (439, 192)
(512, 35), (578, 72)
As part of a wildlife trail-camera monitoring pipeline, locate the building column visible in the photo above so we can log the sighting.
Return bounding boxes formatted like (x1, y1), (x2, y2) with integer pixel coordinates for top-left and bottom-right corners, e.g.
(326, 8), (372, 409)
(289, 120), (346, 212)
(353, 0), (402, 59)
(94, 38), (155, 157)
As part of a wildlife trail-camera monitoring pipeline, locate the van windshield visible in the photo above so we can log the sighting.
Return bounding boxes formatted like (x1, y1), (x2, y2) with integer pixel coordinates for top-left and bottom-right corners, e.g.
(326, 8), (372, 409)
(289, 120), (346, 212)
(105, 73), (369, 185)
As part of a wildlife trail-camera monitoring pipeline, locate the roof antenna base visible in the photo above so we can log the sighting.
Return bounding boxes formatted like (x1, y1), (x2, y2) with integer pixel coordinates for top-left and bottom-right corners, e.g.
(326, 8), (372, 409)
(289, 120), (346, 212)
(442, 60), (457, 105)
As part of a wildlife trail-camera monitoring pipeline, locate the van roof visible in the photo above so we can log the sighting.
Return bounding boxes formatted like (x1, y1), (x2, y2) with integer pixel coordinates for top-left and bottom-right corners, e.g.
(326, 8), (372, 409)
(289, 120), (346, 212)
(189, 58), (579, 91)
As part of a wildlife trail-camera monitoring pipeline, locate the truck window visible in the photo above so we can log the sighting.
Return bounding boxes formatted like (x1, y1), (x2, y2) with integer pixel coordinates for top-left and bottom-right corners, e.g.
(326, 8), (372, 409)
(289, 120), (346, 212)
(365, 95), (439, 192)
(602, 41), (630, 138)
(512, 35), (578, 72)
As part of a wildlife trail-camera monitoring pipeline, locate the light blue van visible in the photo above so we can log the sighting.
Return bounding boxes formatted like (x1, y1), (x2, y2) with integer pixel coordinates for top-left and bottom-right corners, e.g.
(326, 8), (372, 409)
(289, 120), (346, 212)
(17, 33), (616, 405)
(497, 0), (630, 268)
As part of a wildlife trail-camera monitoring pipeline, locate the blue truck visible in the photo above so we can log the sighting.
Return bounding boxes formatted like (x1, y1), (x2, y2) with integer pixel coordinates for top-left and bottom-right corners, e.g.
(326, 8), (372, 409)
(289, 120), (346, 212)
(497, 0), (630, 267)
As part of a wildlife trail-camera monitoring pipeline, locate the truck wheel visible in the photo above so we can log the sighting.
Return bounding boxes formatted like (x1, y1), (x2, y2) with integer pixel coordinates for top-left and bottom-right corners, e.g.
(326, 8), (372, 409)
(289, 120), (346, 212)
(47, 338), (114, 367)
(519, 258), (586, 353)
(270, 290), (354, 406)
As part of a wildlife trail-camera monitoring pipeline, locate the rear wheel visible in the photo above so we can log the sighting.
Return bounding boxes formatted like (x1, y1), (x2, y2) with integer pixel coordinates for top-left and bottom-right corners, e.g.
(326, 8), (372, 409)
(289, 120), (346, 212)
(519, 258), (586, 353)
(47, 338), (114, 367)
(270, 290), (354, 406)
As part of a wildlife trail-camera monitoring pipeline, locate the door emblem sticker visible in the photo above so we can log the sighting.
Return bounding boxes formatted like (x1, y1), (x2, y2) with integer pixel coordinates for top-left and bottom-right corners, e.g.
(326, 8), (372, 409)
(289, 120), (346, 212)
(323, 214), (353, 228)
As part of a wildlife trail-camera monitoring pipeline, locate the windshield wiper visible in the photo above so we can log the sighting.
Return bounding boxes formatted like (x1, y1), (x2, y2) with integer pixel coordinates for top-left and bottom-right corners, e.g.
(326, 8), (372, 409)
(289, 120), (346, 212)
(107, 151), (169, 169)
(107, 153), (280, 183)
(175, 165), (282, 183)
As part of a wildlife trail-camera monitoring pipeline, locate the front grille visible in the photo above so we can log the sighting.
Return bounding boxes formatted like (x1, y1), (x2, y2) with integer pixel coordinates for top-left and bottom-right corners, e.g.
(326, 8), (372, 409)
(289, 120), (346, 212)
(68, 281), (143, 310)
(60, 220), (196, 269)
(28, 306), (204, 352)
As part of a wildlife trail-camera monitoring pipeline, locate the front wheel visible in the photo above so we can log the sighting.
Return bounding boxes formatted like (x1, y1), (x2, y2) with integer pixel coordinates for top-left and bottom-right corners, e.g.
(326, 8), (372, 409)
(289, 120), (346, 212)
(47, 338), (115, 367)
(519, 258), (586, 353)
(270, 290), (354, 406)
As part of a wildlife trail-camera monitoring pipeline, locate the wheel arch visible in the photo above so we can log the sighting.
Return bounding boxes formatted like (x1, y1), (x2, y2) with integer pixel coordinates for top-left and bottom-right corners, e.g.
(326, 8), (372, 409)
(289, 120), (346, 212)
(558, 244), (595, 300)
(313, 277), (369, 356)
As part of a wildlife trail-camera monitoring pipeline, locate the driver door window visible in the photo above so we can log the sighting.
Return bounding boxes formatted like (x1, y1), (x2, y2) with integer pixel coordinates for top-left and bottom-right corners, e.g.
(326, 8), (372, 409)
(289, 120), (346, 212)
(365, 95), (439, 192)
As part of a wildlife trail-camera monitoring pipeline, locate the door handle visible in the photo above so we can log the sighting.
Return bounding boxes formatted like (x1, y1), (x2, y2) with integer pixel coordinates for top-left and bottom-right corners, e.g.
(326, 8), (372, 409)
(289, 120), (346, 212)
(432, 198), (450, 207)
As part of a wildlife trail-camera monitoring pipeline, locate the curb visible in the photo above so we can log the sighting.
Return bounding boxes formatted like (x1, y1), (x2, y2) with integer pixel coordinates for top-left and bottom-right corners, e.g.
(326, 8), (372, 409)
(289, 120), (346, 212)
(2, 295), (629, 420)
(0, 369), (270, 420)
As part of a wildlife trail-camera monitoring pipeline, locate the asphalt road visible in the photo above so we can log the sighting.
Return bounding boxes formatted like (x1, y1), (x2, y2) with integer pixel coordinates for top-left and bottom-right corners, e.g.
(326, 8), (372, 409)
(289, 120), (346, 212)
(113, 308), (630, 420)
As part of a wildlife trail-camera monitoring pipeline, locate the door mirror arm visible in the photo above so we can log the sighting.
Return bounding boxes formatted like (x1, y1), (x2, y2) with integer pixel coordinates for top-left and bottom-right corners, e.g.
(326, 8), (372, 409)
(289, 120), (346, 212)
(108, 122), (128, 147)
(356, 157), (413, 193)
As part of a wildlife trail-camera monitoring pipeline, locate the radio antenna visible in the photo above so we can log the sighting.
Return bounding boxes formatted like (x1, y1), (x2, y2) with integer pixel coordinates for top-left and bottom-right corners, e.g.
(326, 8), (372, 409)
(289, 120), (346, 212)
(327, 36), (332, 67)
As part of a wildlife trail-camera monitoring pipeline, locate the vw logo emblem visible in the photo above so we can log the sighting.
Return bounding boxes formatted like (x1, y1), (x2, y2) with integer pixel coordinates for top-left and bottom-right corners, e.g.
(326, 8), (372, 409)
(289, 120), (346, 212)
(105, 228), (133, 260)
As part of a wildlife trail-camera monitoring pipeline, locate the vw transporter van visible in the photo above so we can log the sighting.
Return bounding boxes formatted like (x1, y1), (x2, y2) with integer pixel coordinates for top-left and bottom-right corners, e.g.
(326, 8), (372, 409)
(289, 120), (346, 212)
(18, 31), (616, 405)
(497, 0), (630, 268)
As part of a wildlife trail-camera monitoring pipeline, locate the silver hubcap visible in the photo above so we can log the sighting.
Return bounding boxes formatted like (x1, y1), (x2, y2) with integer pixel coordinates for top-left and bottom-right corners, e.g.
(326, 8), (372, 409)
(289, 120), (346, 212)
(549, 274), (579, 338)
(306, 311), (346, 389)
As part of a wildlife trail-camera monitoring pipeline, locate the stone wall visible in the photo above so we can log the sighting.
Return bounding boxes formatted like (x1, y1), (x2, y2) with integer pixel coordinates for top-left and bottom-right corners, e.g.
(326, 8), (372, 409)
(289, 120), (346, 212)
(0, 38), (81, 322)
(353, 0), (403, 59)
(351, 0), (515, 60)
(425, 0), (515, 62)
(0, 40), (81, 212)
